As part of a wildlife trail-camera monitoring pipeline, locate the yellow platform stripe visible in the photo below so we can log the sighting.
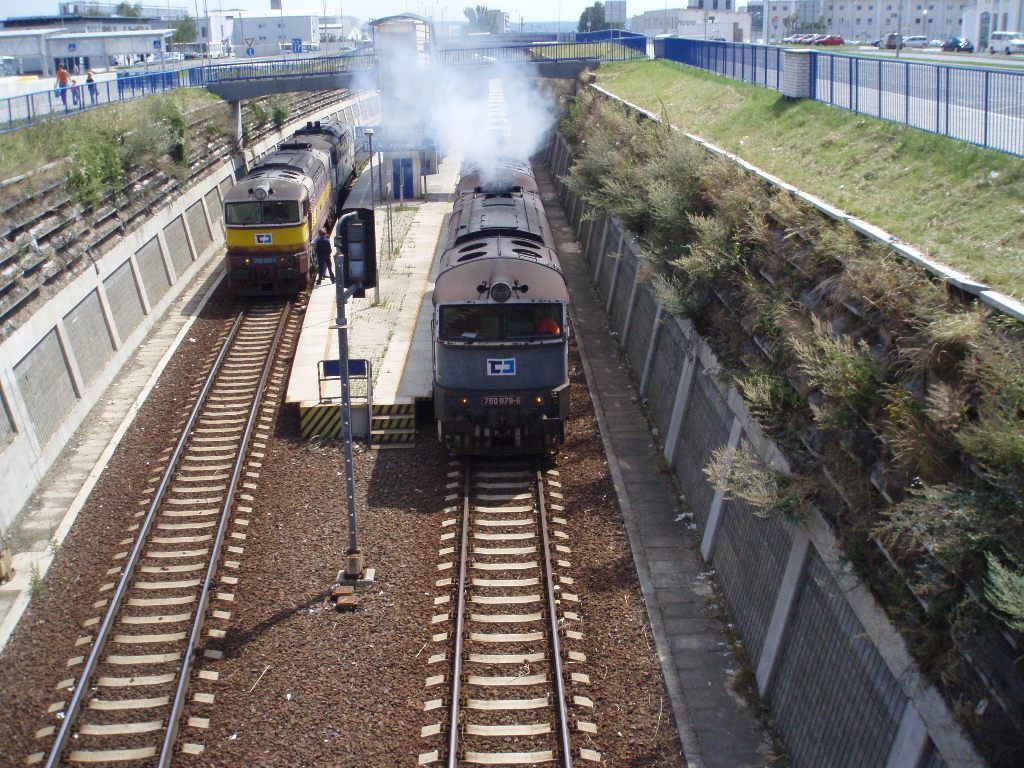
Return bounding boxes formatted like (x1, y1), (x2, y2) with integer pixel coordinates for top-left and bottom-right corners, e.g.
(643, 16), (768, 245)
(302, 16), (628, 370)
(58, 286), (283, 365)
(300, 404), (341, 438)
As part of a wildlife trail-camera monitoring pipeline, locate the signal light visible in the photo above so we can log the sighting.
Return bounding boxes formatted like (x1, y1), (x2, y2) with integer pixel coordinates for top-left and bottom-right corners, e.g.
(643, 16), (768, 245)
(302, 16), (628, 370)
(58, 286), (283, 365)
(533, 395), (545, 406)
(335, 210), (377, 299)
(459, 396), (470, 406)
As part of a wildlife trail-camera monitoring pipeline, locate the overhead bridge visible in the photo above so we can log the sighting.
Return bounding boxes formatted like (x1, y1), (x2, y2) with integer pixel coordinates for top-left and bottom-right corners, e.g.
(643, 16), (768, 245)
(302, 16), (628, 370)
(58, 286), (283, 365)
(202, 40), (647, 102)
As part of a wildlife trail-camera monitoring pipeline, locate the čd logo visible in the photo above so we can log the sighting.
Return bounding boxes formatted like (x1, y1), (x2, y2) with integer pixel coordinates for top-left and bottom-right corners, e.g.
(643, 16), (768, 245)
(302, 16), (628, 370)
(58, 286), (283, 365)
(487, 359), (516, 376)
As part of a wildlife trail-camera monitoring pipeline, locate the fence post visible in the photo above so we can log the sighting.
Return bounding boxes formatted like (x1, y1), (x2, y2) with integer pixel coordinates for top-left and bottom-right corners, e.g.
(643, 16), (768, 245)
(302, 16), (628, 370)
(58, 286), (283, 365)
(639, 305), (663, 398)
(904, 60), (910, 127)
(755, 527), (810, 696)
(700, 413), (743, 557)
(983, 69), (990, 148)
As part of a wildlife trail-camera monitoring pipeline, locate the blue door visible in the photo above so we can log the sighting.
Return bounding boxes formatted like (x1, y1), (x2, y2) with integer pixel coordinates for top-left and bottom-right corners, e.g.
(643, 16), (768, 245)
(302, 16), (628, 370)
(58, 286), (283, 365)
(391, 157), (414, 200)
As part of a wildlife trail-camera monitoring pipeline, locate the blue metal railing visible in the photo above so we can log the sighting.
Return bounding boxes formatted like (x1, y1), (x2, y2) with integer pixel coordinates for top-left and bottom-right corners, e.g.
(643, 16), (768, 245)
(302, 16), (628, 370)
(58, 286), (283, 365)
(202, 53), (378, 83)
(808, 52), (1024, 157)
(662, 38), (783, 90)
(660, 38), (1023, 157)
(0, 67), (203, 134)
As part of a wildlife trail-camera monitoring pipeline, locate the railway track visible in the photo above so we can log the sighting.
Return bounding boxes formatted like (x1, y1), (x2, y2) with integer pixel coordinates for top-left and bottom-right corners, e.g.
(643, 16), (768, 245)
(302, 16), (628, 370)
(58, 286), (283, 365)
(421, 461), (601, 767)
(30, 302), (293, 767)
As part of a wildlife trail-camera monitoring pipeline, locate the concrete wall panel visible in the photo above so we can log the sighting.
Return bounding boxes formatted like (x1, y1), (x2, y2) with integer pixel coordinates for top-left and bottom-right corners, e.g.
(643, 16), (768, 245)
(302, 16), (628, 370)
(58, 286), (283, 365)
(625, 283), (657, 374)
(62, 290), (114, 388)
(711, 480), (793, 662)
(673, 369), (730, 529)
(185, 200), (212, 256)
(13, 330), (77, 445)
(102, 260), (145, 341)
(611, 245), (637, 334)
(135, 236), (171, 308)
(645, 320), (686, 436)
(597, 227), (620, 302)
(770, 551), (905, 768)
(204, 188), (223, 228)
(163, 216), (193, 279)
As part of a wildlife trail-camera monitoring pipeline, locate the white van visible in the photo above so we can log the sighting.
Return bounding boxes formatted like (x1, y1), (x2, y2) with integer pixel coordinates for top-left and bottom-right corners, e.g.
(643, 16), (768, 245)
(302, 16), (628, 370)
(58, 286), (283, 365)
(902, 35), (928, 48)
(988, 31), (1024, 54)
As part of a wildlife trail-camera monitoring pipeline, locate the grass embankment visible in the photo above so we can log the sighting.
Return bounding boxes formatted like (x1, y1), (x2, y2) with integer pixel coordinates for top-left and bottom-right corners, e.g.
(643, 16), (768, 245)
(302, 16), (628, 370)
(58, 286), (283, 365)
(594, 59), (1024, 298)
(0, 89), (224, 185)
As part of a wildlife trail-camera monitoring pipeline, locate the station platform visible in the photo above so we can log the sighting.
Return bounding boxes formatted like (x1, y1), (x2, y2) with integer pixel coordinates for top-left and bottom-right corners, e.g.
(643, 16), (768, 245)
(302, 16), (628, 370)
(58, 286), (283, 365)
(285, 154), (461, 445)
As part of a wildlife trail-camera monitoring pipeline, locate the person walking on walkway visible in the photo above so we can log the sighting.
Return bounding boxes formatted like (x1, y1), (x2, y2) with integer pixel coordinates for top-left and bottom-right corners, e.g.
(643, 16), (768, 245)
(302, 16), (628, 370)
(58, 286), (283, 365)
(55, 64), (70, 110)
(314, 228), (335, 285)
(86, 69), (98, 105)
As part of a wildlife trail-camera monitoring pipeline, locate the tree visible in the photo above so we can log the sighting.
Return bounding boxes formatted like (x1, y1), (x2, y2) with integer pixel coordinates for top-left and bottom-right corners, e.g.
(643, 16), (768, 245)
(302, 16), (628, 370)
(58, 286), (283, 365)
(782, 14), (798, 34)
(578, 2), (611, 33)
(115, 2), (144, 17)
(463, 5), (503, 34)
(171, 15), (198, 45)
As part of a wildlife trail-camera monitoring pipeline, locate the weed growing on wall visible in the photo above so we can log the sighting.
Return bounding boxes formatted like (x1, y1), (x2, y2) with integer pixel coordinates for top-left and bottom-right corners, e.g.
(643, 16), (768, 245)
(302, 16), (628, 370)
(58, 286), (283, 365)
(560, 88), (1024, 749)
(271, 96), (291, 129)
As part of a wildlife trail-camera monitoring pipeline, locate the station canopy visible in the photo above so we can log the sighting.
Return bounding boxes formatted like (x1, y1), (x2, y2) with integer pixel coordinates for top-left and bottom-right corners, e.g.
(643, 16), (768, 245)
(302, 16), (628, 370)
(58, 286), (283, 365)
(0, 28), (173, 74)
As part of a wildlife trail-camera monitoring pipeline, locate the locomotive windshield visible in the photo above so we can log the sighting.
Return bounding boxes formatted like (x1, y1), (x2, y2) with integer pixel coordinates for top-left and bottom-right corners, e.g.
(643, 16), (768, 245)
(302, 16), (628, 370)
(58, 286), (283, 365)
(440, 303), (562, 341)
(225, 201), (301, 226)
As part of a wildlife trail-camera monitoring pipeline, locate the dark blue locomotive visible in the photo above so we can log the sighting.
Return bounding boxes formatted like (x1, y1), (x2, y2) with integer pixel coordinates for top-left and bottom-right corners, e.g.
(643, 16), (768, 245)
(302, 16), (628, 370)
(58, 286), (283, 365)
(432, 162), (570, 454)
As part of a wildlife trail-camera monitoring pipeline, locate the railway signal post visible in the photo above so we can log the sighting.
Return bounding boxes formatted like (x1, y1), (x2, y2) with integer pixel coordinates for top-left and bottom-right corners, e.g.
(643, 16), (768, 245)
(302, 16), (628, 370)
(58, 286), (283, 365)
(331, 212), (377, 592)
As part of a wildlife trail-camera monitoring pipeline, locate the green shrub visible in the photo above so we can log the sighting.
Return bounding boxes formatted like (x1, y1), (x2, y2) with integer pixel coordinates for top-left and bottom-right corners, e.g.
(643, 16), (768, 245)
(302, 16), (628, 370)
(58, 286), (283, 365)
(68, 140), (123, 208)
(271, 96), (290, 129)
(788, 315), (882, 428)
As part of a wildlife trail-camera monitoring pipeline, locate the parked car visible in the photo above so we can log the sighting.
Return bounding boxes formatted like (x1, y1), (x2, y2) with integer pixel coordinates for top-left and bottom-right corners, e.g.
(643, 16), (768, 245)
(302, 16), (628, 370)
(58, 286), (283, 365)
(878, 33), (901, 49)
(988, 31), (1024, 54)
(902, 35), (928, 48)
(941, 37), (974, 52)
(815, 34), (845, 45)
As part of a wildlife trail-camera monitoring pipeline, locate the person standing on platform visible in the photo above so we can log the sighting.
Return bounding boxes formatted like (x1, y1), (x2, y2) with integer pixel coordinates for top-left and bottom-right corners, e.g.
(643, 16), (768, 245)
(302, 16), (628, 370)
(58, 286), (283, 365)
(55, 64), (70, 110)
(86, 69), (98, 105)
(314, 228), (335, 285)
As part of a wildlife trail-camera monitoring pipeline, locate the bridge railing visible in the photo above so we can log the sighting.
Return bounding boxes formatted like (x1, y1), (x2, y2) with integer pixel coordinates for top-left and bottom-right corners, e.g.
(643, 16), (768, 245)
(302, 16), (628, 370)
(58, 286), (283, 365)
(0, 68), (202, 135)
(202, 53), (378, 83)
(440, 40), (647, 66)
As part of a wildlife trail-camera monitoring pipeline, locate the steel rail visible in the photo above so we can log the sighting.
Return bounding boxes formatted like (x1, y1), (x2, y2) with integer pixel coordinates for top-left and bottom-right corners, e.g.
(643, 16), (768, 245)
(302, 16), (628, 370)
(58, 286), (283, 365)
(157, 303), (290, 767)
(537, 468), (573, 768)
(43, 309), (247, 768)
(446, 462), (472, 768)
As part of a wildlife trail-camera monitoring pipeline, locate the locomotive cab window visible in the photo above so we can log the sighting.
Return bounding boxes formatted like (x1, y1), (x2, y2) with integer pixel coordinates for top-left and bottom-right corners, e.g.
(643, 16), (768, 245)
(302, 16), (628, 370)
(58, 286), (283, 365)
(439, 303), (562, 341)
(225, 201), (301, 225)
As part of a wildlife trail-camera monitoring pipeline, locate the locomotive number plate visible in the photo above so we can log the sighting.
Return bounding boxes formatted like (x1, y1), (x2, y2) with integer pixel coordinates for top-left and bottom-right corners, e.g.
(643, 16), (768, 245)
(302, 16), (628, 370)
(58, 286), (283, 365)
(481, 395), (522, 406)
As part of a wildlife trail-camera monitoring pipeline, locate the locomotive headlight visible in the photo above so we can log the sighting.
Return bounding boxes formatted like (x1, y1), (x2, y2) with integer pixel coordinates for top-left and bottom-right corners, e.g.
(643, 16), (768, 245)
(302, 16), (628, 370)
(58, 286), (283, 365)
(278, 254), (293, 266)
(254, 187), (268, 201)
(489, 282), (512, 303)
(242, 257), (252, 266)
(459, 396), (470, 407)
(533, 395), (545, 406)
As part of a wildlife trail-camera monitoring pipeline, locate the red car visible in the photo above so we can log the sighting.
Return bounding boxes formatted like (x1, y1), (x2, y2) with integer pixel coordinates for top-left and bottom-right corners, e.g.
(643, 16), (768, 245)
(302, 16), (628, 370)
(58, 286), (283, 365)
(815, 34), (845, 45)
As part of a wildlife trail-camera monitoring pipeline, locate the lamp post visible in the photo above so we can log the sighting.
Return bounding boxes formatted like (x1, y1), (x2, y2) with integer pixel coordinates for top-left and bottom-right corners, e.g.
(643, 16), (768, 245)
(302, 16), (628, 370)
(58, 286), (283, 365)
(921, 7), (928, 36)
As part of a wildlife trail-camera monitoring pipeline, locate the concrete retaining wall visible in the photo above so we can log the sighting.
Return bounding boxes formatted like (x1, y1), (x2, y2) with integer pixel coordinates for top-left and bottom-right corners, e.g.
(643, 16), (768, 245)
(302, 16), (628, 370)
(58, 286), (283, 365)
(545, 130), (984, 768)
(0, 91), (381, 530)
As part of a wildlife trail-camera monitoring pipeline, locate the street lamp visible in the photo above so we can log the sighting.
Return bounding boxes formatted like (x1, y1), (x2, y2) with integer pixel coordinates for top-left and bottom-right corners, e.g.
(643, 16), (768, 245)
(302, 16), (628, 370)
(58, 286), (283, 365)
(921, 7), (928, 34)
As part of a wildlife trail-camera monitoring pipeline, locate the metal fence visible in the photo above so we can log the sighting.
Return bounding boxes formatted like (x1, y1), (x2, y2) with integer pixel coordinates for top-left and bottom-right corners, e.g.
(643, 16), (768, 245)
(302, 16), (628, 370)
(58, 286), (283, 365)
(0, 67), (206, 134)
(662, 38), (784, 90)
(809, 53), (1024, 157)
(659, 37), (1024, 157)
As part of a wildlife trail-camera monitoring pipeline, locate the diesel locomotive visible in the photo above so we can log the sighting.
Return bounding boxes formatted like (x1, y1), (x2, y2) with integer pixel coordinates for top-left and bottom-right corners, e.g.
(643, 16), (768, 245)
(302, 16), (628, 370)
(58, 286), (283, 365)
(223, 119), (355, 296)
(432, 161), (570, 454)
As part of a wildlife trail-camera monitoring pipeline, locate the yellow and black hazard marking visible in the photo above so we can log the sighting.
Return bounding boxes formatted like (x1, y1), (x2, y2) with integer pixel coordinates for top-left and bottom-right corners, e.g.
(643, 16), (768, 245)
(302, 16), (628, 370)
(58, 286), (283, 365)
(300, 403), (342, 438)
(370, 402), (416, 448)
(372, 403), (415, 417)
